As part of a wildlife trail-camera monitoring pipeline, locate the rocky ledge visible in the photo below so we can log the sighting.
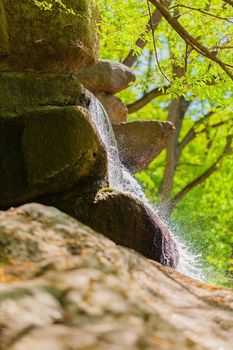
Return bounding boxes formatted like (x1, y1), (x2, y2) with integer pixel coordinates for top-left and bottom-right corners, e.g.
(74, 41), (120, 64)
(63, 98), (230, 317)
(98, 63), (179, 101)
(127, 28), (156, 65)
(0, 203), (232, 350)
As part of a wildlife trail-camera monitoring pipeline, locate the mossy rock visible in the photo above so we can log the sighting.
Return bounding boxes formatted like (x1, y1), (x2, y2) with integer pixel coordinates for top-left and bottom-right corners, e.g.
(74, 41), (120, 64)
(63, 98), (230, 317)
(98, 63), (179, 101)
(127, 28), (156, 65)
(0, 72), (88, 115)
(0, 0), (99, 72)
(0, 106), (107, 209)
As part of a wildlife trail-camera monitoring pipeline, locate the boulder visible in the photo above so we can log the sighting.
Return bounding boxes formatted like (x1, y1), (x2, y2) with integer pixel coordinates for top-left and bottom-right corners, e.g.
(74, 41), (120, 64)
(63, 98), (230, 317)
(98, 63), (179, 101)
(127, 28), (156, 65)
(77, 59), (136, 93)
(0, 0), (99, 72)
(0, 106), (107, 209)
(40, 189), (178, 268)
(113, 120), (175, 173)
(0, 72), (88, 115)
(0, 203), (232, 350)
(95, 93), (128, 123)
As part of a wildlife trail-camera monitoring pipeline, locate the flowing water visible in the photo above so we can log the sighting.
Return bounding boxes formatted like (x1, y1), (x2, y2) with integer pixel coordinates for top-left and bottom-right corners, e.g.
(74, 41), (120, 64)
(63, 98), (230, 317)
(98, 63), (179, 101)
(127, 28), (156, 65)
(88, 95), (205, 281)
(89, 95), (147, 201)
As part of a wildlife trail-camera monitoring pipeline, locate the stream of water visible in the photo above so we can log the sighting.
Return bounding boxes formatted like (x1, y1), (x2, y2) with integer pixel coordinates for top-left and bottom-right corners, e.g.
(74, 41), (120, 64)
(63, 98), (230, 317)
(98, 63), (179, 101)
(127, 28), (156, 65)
(89, 96), (205, 281)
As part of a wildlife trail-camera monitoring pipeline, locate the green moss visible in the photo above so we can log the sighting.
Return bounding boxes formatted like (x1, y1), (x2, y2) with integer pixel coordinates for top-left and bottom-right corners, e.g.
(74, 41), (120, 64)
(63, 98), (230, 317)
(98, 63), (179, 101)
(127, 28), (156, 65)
(2, 0), (99, 71)
(99, 187), (114, 192)
(0, 72), (87, 115)
(0, 288), (33, 302)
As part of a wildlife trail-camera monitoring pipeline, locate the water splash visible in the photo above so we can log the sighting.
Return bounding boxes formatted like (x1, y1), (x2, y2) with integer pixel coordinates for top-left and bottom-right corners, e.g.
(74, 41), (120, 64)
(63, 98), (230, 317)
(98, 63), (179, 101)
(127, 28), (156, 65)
(88, 95), (205, 281)
(175, 237), (205, 281)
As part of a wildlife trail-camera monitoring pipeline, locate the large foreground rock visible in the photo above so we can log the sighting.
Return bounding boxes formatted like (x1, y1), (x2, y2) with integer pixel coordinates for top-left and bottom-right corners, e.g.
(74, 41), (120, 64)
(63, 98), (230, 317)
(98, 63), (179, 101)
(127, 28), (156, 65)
(0, 0), (99, 72)
(113, 120), (175, 173)
(0, 203), (232, 350)
(77, 59), (136, 93)
(0, 107), (107, 209)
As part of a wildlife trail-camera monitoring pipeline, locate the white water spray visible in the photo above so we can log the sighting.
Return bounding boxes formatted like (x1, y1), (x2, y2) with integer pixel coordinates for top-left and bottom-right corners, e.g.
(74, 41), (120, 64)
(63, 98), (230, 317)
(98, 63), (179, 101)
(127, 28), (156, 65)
(88, 95), (205, 281)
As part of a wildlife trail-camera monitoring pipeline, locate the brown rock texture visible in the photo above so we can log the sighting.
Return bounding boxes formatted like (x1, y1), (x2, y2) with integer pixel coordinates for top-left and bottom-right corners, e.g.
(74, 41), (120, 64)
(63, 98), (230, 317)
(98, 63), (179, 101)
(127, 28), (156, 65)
(0, 0), (99, 72)
(113, 120), (175, 173)
(95, 93), (128, 124)
(0, 203), (232, 350)
(77, 59), (136, 93)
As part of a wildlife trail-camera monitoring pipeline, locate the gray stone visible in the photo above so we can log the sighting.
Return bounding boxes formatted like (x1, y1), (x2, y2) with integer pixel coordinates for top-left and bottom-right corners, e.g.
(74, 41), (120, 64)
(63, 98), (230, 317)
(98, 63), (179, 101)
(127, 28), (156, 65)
(113, 120), (175, 173)
(77, 59), (136, 93)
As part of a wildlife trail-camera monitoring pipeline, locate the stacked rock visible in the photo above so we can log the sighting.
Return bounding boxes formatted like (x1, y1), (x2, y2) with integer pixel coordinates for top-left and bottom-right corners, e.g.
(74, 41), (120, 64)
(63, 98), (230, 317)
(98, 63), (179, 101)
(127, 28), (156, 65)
(77, 59), (136, 123)
(0, 0), (107, 209)
(0, 0), (178, 268)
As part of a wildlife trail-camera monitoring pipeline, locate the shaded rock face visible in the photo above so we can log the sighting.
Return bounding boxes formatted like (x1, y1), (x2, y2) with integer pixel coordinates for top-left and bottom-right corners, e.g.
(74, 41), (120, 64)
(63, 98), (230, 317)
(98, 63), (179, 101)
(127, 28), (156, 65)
(0, 204), (232, 350)
(0, 104), (107, 209)
(77, 59), (136, 93)
(0, 0), (99, 72)
(95, 93), (128, 124)
(40, 189), (179, 268)
(113, 120), (175, 173)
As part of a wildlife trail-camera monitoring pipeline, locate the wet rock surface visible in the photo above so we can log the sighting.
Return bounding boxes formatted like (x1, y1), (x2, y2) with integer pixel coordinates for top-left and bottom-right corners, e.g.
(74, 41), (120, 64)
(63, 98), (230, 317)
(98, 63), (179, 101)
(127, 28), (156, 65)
(95, 93), (128, 123)
(113, 120), (175, 173)
(0, 203), (232, 350)
(0, 0), (99, 72)
(77, 59), (136, 93)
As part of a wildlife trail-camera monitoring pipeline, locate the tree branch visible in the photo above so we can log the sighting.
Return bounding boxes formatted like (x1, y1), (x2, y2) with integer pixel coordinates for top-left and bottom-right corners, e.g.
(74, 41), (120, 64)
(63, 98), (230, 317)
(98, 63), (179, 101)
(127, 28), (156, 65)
(126, 76), (220, 114)
(122, 0), (172, 67)
(178, 111), (215, 153)
(170, 4), (233, 23)
(223, 0), (233, 7)
(149, 0), (233, 81)
(127, 86), (169, 114)
(171, 134), (233, 209)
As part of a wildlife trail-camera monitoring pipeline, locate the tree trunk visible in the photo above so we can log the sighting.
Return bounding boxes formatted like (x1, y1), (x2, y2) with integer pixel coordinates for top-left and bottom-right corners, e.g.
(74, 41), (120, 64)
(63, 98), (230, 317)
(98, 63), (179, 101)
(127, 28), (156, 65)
(160, 97), (190, 218)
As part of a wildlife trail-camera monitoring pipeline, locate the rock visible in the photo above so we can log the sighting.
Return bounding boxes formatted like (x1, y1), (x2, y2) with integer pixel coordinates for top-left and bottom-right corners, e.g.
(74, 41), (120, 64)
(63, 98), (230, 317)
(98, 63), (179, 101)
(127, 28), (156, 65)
(95, 93), (128, 123)
(0, 0), (99, 72)
(113, 120), (175, 173)
(95, 93), (127, 124)
(0, 203), (232, 350)
(0, 107), (107, 209)
(77, 59), (136, 93)
(0, 72), (88, 115)
(40, 189), (178, 268)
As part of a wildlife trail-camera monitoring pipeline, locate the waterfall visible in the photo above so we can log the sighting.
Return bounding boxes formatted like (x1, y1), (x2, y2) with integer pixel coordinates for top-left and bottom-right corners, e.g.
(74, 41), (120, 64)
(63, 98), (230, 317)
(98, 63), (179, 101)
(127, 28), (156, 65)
(175, 237), (205, 280)
(88, 95), (147, 201)
(88, 95), (124, 190)
(88, 95), (205, 281)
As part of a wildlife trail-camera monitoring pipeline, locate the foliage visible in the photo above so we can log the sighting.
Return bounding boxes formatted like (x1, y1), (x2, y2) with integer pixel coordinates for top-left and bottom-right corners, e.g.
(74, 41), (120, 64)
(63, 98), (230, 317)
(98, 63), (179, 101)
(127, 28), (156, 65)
(97, 0), (233, 285)
(32, 0), (76, 14)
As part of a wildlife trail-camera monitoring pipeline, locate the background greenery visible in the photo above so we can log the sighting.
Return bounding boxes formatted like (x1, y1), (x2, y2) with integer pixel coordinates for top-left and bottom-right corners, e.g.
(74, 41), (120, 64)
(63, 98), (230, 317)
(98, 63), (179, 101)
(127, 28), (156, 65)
(98, 0), (233, 286)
